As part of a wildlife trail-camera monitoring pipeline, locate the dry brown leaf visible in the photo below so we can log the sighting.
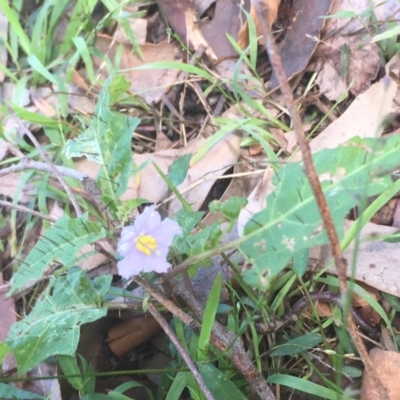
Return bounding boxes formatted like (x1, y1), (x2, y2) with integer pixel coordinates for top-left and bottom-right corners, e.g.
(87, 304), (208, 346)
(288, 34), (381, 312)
(30, 93), (56, 118)
(93, 35), (182, 105)
(269, 0), (333, 89)
(315, 0), (400, 100)
(238, 0), (281, 49)
(310, 220), (400, 298)
(361, 348), (400, 399)
(308, 55), (399, 154)
(0, 174), (36, 203)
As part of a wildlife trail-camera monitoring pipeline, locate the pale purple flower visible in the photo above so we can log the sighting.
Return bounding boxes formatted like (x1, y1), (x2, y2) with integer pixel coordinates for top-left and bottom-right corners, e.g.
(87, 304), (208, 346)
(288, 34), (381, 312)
(117, 205), (182, 278)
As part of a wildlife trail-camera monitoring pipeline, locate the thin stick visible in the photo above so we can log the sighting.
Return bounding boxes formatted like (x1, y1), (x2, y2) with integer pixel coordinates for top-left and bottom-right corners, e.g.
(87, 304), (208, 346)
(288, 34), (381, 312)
(0, 200), (56, 222)
(3, 142), (111, 222)
(8, 109), (82, 216)
(133, 276), (276, 400)
(147, 303), (215, 400)
(251, 1), (388, 398)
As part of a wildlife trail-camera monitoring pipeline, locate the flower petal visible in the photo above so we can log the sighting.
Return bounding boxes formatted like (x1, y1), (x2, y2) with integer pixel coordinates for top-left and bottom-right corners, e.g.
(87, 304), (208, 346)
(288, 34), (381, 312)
(116, 206), (182, 277)
(135, 205), (161, 234)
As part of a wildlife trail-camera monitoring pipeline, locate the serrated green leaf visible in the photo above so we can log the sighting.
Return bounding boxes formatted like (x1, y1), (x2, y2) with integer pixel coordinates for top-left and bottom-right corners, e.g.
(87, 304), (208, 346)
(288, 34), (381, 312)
(64, 76), (140, 208)
(240, 136), (400, 289)
(9, 213), (106, 295)
(7, 270), (111, 374)
(269, 333), (323, 356)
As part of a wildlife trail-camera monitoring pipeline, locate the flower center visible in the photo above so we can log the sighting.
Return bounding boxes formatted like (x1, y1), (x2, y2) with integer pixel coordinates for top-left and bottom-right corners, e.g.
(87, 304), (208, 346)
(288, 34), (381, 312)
(136, 235), (158, 256)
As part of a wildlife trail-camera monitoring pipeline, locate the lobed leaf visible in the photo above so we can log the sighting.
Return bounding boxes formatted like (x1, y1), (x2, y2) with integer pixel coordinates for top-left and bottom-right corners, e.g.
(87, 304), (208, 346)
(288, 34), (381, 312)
(7, 271), (111, 374)
(9, 213), (106, 295)
(240, 136), (400, 289)
(64, 76), (140, 209)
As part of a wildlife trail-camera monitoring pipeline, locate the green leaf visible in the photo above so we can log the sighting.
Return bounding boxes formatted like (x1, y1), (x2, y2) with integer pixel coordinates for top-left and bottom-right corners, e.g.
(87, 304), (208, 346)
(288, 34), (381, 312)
(64, 76), (140, 209)
(7, 270), (111, 374)
(240, 136), (400, 289)
(209, 196), (248, 230)
(173, 209), (204, 236)
(267, 375), (342, 399)
(109, 75), (131, 106)
(0, 383), (44, 399)
(372, 25), (400, 42)
(9, 213), (106, 295)
(198, 364), (247, 400)
(0, 341), (9, 364)
(176, 222), (222, 257)
(168, 154), (191, 186)
(269, 333), (323, 356)
(197, 274), (222, 361)
(58, 355), (84, 390)
(166, 371), (187, 400)
(293, 248), (309, 277)
(342, 365), (362, 378)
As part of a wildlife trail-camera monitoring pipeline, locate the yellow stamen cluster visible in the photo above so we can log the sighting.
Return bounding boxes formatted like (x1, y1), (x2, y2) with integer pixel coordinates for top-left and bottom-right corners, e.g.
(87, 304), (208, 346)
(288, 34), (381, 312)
(136, 235), (158, 256)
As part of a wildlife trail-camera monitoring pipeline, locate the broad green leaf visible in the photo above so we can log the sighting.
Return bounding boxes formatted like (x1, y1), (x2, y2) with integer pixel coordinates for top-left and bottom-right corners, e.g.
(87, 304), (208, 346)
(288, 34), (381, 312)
(240, 136), (400, 289)
(267, 375), (343, 400)
(109, 75), (131, 106)
(293, 248), (309, 277)
(0, 383), (44, 399)
(9, 213), (106, 295)
(209, 196), (247, 231)
(58, 355), (84, 390)
(64, 76), (140, 208)
(168, 154), (191, 186)
(7, 271), (111, 374)
(198, 364), (247, 400)
(269, 333), (323, 356)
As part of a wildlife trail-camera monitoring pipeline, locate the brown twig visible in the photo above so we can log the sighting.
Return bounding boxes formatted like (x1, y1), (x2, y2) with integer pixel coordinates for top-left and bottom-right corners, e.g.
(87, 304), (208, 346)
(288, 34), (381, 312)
(147, 302), (215, 400)
(133, 276), (276, 400)
(251, 1), (388, 398)
(3, 142), (113, 223)
(8, 109), (82, 216)
(171, 279), (276, 400)
(0, 200), (56, 222)
(254, 291), (380, 340)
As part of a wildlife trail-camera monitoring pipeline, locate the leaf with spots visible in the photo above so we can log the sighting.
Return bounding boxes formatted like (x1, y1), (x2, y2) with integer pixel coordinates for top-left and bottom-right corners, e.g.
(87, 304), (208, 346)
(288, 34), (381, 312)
(240, 136), (400, 289)
(7, 270), (111, 374)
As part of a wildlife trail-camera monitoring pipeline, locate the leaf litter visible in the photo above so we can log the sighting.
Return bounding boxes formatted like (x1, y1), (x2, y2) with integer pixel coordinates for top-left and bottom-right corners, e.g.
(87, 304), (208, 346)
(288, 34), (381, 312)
(2, 0), (400, 398)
